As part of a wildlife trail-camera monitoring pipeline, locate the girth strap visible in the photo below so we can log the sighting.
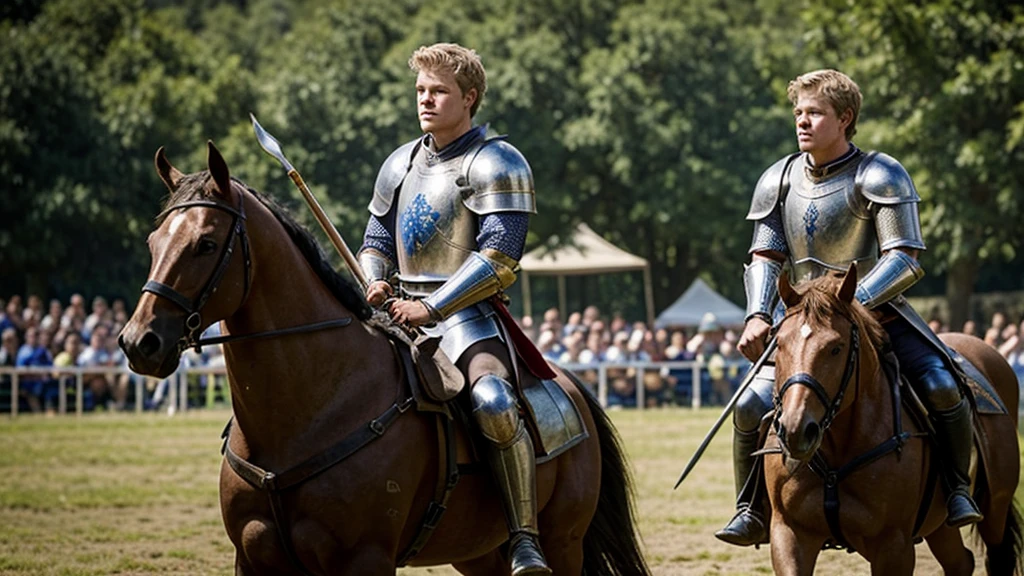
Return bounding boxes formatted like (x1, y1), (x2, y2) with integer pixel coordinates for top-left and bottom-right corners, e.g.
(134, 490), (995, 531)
(222, 397), (414, 492)
(220, 395), (413, 576)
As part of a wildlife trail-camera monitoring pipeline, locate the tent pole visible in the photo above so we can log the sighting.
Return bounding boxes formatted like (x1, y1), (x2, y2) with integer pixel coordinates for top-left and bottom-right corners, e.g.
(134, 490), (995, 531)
(557, 275), (567, 321)
(643, 265), (655, 328)
(521, 271), (532, 320)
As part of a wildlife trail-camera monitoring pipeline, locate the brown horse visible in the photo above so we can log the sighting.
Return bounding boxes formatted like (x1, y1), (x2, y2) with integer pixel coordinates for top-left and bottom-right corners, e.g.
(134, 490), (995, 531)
(764, 269), (1022, 576)
(119, 142), (650, 576)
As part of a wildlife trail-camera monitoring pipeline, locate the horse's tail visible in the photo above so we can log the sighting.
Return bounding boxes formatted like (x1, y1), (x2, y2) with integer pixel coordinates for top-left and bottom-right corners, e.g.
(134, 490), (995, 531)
(566, 371), (651, 576)
(984, 502), (1024, 576)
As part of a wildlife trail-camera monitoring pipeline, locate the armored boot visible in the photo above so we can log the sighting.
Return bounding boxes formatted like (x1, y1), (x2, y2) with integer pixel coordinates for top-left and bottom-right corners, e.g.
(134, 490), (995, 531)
(471, 375), (551, 576)
(715, 428), (769, 546)
(933, 398), (983, 527)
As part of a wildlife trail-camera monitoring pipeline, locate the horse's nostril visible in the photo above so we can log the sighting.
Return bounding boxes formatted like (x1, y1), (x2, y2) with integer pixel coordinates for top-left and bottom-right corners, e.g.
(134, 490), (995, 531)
(803, 421), (820, 447)
(138, 332), (163, 358)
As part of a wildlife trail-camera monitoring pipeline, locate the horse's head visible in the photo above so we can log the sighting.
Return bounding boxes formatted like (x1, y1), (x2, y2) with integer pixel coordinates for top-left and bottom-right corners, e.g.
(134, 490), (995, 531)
(119, 142), (251, 378)
(772, 265), (882, 463)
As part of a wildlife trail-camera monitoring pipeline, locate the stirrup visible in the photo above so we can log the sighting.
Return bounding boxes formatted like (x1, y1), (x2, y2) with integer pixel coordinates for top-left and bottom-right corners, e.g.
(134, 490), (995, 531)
(509, 532), (551, 576)
(715, 506), (769, 547)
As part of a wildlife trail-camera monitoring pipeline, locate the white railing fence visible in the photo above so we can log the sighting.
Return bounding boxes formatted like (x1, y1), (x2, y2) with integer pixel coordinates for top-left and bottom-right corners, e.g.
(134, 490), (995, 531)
(0, 360), (755, 417)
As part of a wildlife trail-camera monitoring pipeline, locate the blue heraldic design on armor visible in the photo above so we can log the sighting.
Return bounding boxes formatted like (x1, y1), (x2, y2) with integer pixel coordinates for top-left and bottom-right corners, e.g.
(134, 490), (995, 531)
(401, 193), (441, 257)
(803, 202), (819, 239)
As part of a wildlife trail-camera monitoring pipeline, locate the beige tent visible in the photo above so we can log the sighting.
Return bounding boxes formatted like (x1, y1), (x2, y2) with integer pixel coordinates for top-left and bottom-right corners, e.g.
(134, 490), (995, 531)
(518, 223), (655, 326)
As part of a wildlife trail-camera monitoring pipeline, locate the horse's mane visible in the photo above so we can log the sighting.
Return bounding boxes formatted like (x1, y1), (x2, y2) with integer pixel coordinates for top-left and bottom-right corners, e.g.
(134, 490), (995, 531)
(791, 275), (888, 351)
(158, 171), (372, 321)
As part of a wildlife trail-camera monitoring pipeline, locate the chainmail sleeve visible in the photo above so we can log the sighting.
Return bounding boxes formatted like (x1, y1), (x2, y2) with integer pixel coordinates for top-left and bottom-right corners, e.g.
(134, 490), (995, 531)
(748, 204), (789, 256)
(360, 213), (397, 263)
(477, 212), (528, 260)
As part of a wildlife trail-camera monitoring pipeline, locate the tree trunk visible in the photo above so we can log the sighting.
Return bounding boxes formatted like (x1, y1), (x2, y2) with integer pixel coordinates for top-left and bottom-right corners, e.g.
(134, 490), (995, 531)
(945, 257), (978, 332)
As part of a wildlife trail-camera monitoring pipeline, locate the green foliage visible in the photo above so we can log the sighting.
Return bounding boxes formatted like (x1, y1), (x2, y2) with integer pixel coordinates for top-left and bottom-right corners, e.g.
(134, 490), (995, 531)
(2, 0), (1022, 318)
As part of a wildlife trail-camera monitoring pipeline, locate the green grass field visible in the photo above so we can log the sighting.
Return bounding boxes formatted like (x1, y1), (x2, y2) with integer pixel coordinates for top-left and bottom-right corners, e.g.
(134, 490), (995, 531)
(0, 408), (1017, 575)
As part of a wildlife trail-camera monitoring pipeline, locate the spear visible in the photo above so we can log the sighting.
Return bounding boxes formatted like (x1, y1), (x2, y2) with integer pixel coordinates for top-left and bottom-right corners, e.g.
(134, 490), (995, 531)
(250, 113), (368, 291)
(673, 337), (777, 489)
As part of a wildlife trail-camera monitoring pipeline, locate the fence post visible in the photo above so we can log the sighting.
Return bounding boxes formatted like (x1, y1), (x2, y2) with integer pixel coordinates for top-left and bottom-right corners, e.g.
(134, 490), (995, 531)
(75, 372), (83, 416)
(691, 362), (702, 410)
(135, 377), (143, 413)
(58, 376), (67, 415)
(598, 365), (608, 408)
(11, 373), (18, 417)
(635, 364), (646, 410)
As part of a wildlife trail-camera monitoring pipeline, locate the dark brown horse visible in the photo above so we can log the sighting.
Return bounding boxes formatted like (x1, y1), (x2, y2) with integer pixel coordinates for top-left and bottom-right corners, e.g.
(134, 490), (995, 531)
(119, 142), (650, 576)
(763, 269), (1022, 575)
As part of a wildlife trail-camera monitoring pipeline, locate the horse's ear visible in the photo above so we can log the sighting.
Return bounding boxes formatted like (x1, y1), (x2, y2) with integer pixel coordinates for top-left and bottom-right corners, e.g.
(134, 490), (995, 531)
(778, 269), (800, 308)
(154, 147), (184, 192)
(837, 263), (858, 303)
(207, 140), (232, 198)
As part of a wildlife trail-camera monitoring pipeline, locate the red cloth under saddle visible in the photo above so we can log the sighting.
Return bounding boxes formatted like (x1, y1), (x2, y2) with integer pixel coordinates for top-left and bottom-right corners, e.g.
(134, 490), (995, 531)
(489, 296), (557, 380)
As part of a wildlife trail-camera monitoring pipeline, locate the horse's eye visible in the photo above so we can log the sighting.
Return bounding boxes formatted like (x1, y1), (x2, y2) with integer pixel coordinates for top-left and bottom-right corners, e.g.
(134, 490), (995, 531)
(197, 238), (218, 255)
(830, 345), (842, 356)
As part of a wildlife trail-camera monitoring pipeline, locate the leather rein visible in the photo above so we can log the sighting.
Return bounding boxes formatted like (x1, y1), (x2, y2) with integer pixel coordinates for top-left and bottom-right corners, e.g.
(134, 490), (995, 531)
(770, 308), (916, 551)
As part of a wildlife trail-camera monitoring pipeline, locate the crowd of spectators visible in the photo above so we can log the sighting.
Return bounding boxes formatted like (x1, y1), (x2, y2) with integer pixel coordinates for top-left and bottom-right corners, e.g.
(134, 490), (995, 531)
(518, 305), (750, 408)
(521, 305), (1024, 409)
(4, 289), (1024, 414)
(0, 293), (134, 413)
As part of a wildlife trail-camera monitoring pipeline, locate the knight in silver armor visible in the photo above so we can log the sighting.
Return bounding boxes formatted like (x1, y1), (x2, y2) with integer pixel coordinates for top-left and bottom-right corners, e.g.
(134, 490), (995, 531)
(357, 43), (550, 575)
(716, 69), (982, 547)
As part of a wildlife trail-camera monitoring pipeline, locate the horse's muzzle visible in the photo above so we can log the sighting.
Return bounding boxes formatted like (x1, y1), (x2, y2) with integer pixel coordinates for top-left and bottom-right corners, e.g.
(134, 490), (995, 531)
(119, 323), (181, 379)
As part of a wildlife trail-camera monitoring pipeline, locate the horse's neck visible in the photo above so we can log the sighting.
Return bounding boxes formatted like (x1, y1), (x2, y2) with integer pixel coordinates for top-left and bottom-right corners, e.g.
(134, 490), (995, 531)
(220, 204), (391, 457)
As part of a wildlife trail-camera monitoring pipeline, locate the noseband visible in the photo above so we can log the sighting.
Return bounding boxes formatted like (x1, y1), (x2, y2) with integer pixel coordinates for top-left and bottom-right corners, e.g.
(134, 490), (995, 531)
(773, 313), (861, 435)
(143, 191), (252, 352)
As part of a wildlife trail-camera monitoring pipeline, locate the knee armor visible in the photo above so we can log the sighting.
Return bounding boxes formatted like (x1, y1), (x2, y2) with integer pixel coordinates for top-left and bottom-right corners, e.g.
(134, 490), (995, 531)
(471, 375), (522, 446)
(734, 370), (774, 433)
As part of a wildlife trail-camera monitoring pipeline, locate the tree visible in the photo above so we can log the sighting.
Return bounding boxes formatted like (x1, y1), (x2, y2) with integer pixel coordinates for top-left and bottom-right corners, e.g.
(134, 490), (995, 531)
(800, 0), (1024, 329)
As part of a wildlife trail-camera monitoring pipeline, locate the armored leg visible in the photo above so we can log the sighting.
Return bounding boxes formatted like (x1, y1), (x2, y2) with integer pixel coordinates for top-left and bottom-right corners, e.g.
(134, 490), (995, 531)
(715, 377), (773, 546)
(471, 374), (550, 576)
(932, 397), (983, 527)
(886, 317), (983, 528)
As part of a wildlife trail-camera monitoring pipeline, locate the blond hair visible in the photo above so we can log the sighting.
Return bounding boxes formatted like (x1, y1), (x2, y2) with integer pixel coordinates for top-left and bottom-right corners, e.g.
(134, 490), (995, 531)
(409, 43), (487, 117)
(787, 69), (862, 140)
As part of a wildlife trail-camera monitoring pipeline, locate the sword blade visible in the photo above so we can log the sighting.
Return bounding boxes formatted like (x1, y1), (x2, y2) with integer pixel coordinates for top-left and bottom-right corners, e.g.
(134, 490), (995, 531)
(673, 337), (776, 489)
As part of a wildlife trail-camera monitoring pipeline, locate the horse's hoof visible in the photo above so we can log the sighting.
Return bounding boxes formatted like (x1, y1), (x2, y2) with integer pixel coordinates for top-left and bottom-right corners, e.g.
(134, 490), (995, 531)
(715, 509), (769, 547)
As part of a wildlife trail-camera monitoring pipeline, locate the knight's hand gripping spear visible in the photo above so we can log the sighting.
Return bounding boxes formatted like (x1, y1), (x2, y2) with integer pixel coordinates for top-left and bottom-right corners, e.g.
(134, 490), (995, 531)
(250, 113), (369, 292)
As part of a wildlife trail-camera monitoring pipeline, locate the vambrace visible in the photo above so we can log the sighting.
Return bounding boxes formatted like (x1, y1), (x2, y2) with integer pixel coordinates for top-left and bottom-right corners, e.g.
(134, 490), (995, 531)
(423, 249), (518, 321)
(358, 248), (396, 286)
(744, 259), (783, 324)
(855, 249), (924, 310)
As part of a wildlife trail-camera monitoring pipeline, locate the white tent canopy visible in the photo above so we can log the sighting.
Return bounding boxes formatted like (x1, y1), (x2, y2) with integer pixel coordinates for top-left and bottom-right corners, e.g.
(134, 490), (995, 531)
(518, 223), (655, 326)
(654, 278), (746, 329)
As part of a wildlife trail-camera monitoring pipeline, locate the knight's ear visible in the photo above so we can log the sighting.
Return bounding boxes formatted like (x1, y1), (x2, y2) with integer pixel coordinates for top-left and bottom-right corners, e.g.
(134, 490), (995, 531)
(155, 147), (184, 192)
(207, 140), (232, 198)
(778, 269), (800, 308)
(837, 263), (858, 303)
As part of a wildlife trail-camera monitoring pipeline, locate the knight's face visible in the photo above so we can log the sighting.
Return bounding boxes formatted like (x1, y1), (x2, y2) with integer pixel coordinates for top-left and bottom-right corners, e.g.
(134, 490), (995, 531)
(793, 93), (849, 157)
(415, 69), (474, 146)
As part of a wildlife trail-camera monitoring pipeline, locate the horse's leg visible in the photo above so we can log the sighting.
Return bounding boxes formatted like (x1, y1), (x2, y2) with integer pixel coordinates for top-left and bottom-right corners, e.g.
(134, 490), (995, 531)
(923, 525), (974, 576)
(538, 532), (583, 575)
(452, 550), (509, 576)
(860, 532), (917, 576)
(769, 520), (821, 576)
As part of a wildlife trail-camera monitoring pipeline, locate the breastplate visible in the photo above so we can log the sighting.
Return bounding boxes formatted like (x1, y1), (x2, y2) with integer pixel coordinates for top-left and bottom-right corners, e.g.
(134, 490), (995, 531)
(783, 158), (878, 283)
(394, 151), (478, 285)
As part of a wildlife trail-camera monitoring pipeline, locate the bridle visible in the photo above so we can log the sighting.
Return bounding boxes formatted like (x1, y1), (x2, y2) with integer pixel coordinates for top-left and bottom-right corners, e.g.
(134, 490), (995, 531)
(772, 309), (861, 437)
(141, 185), (350, 353)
